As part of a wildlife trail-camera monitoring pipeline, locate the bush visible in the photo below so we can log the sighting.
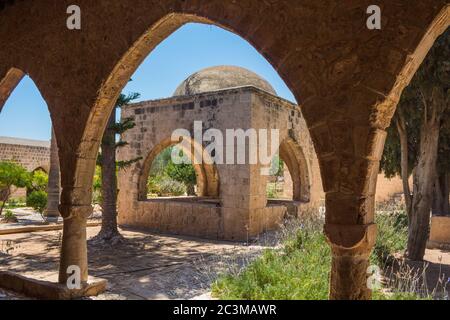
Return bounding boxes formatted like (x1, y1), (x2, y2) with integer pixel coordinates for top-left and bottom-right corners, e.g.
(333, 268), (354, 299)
(212, 211), (421, 300)
(212, 216), (331, 300)
(1, 209), (18, 223)
(0, 161), (30, 215)
(371, 210), (408, 267)
(27, 190), (48, 216)
(159, 178), (186, 197)
(29, 170), (48, 192)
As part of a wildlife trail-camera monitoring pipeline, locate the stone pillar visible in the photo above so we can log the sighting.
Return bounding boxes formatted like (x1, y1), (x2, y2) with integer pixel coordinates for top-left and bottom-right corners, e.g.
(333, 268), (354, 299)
(45, 128), (60, 217)
(58, 203), (92, 285)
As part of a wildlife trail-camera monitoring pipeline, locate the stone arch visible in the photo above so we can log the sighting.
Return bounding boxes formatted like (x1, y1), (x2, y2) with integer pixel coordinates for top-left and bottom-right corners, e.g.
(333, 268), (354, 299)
(138, 136), (219, 201)
(0, 68), (24, 112)
(278, 137), (311, 202)
(32, 165), (49, 174)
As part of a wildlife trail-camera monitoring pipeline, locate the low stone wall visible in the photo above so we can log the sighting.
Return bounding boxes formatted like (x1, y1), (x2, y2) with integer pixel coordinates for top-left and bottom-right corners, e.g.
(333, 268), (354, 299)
(118, 198), (289, 241)
(428, 216), (450, 250)
(119, 199), (222, 239)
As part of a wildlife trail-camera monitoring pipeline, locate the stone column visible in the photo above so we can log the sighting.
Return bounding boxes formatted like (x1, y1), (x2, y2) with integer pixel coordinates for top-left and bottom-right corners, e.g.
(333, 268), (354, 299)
(58, 203), (92, 285)
(45, 128), (60, 217)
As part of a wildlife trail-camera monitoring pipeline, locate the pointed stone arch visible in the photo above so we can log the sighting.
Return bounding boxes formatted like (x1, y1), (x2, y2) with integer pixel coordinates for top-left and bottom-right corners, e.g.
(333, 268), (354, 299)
(137, 136), (220, 201)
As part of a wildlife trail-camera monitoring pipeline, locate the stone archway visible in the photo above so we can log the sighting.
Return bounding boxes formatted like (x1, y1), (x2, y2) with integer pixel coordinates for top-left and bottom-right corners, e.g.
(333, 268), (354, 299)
(137, 136), (220, 200)
(278, 138), (311, 203)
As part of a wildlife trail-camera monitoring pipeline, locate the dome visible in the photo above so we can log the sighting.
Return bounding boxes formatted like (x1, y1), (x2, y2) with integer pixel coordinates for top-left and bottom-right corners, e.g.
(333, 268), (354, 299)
(173, 66), (277, 96)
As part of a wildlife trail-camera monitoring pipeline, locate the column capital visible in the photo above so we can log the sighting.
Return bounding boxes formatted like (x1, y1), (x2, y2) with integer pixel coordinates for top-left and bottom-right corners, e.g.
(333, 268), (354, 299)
(58, 204), (93, 220)
(324, 223), (377, 255)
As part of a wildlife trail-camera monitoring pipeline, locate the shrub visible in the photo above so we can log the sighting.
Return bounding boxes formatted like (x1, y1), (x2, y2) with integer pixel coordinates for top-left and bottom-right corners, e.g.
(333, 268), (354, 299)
(1, 209), (18, 223)
(371, 210), (408, 267)
(0, 161), (30, 216)
(27, 190), (48, 218)
(212, 211), (422, 300)
(266, 183), (278, 199)
(159, 178), (186, 196)
(29, 170), (48, 192)
(212, 215), (331, 300)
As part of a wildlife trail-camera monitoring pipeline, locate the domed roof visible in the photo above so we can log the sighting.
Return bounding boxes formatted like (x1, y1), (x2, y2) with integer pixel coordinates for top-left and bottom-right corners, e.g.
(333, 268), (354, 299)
(173, 66), (277, 96)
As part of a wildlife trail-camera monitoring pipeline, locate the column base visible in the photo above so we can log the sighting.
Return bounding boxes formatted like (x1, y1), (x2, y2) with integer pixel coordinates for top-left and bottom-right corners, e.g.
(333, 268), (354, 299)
(0, 271), (107, 300)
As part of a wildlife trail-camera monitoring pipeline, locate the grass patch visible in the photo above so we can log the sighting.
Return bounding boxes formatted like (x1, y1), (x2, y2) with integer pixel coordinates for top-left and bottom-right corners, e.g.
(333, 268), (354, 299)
(212, 210), (428, 300)
(212, 219), (330, 300)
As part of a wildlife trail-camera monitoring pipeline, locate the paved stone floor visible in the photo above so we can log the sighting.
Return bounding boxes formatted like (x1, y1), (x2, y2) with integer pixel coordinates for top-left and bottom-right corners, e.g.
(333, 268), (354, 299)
(0, 227), (267, 300)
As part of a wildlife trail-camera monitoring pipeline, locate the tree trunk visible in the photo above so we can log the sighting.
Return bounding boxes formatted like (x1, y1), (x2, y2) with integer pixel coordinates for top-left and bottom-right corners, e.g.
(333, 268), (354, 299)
(45, 127), (60, 217)
(407, 119), (440, 261)
(96, 111), (121, 241)
(0, 187), (10, 216)
(395, 112), (412, 217)
(432, 172), (450, 216)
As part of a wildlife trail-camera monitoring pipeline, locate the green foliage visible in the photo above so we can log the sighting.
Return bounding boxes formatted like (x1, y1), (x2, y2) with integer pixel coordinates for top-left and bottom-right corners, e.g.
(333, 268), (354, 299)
(4, 197), (26, 209)
(212, 212), (420, 300)
(3, 209), (16, 220)
(371, 210), (408, 267)
(0, 161), (31, 215)
(92, 165), (102, 204)
(269, 155), (284, 177)
(212, 218), (331, 300)
(380, 29), (450, 177)
(27, 190), (48, 215)
(0, 162), (30, 190)
(266, 182), (285, 199)
(166, 161), (196, 191)
(29, 170), (48, 192)
(147, 147), (197, 197)
(266, 183), (278, 199)
(158, 178), (186, 197)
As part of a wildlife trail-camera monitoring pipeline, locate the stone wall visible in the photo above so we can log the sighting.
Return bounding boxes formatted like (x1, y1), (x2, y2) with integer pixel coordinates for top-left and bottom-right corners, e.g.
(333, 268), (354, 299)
(0, 137), (50, 172)
(428, 216), (450, 249)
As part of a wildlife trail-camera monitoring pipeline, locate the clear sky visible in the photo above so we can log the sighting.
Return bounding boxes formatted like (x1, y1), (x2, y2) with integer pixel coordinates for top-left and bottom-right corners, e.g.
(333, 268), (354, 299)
(0, 23), (295, 141)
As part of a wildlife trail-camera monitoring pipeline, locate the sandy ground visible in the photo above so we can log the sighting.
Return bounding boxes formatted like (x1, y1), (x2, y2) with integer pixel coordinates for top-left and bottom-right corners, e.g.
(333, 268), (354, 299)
(0, 226), (267, 300)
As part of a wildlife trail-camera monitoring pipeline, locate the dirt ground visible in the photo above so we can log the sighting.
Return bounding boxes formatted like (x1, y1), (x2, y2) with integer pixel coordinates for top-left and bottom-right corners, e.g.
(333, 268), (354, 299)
(0, 226), (267, 300)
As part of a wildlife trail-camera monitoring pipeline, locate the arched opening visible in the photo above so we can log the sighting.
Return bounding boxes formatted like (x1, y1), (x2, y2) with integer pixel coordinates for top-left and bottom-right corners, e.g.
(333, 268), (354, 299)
(265, 138), (311, 211)
(82, 13), (298, 159)
(26, 167), (48, 199)
(110, 19), (313, 245)
(0, 70), (60, 221)
(138, 136), (219, 202)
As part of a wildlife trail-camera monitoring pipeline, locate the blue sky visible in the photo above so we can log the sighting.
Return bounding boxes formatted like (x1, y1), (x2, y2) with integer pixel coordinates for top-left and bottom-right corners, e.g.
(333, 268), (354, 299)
(0, 23), (294, 141)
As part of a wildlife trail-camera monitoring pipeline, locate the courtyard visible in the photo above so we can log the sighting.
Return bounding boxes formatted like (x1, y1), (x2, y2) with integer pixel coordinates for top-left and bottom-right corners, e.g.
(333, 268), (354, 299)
(0, 0), (449, 302)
